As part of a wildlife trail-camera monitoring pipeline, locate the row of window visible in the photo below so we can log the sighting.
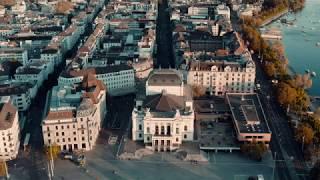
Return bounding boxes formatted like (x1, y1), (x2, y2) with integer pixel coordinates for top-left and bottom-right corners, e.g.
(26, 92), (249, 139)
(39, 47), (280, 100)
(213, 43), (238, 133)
(47, 129), (92, 137)
(139, 125), (188, 134)
(47, 135), (93, 144)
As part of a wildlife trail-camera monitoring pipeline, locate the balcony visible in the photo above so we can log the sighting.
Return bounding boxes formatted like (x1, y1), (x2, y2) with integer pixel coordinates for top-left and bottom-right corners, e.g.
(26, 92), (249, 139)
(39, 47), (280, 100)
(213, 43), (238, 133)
(153, 133), (172, 137)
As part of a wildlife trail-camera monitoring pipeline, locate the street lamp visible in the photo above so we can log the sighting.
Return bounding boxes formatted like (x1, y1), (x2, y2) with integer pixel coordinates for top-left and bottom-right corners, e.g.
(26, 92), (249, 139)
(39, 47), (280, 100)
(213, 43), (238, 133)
(272, 151), (277, 180)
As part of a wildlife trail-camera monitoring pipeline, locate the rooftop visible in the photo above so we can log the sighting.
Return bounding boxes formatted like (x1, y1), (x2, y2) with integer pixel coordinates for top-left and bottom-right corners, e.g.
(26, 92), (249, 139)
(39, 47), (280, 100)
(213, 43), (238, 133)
(226, 93), (271, 134)
(147, 69), (183, 86)
(0, 102), (17, 130)
(0, 82), (34, 96)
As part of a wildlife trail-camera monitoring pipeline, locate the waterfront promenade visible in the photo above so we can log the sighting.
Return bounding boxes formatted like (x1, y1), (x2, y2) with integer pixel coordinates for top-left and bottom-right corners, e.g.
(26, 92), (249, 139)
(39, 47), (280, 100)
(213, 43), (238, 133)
(260, 9), (289, 27)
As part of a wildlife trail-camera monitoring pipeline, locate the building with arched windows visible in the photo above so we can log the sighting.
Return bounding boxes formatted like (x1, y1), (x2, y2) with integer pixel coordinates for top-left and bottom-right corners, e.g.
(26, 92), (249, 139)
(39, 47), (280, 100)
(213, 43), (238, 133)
(187, 54), (255, 96)
(132, 69), (194, 151)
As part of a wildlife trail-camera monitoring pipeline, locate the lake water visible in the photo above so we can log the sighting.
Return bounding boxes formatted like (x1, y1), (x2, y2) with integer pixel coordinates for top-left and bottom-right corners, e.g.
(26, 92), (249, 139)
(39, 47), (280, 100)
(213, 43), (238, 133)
(268, 0), (320, 96)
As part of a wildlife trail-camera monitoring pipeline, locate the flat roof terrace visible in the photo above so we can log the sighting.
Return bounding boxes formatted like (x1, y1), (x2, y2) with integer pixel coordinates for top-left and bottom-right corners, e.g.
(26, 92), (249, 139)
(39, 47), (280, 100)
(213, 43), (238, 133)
(226, 93), (271, 135)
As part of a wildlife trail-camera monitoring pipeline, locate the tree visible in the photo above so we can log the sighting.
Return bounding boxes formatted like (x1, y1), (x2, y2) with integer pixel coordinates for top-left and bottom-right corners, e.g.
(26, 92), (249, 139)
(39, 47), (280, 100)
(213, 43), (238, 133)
(44, 144), (61, 160)
(0, 0), (15, 7)
(264, 63), (276, 77)
(292, 74), (313, 89)
(309, 160), (320, 180)
(296, 123), (314, 146)
(276, 82), (297, 107)
(240, 141), (267, 161)
(294, 88), (310, 112)
(192, 85), (206, 97)
(0, 161), (8, 177)
(55, 1), (74, 14)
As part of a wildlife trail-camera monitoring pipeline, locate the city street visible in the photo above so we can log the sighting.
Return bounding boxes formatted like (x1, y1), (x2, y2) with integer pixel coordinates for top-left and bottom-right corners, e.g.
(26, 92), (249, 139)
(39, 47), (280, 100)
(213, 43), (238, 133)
(254, 54), (308, 180)
(155, 0), (175, 68)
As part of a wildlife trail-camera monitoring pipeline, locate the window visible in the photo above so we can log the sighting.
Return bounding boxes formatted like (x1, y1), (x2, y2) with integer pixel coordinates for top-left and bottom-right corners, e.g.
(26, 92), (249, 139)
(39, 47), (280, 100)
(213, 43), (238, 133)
(82, 137), (85, 141)
(73, 132), (76, 135)
(147, 137), (150, 141)
(68, 138), (71, 142)
(56, 132), (59, 136)
(161, 126), (165, 135)
(74, 137), (77, 141)
(73, 125), (76, 128)
(166, 125), (171, 135)
(184, 126), (188, 131)
(48, 133), (50, 137)
(62, 132), (64, 136)
(62, 138), (65, 142)
(139, 133), (142, 138)
(184, 134), (187, 139)
(55, 126), (58, 130)
(146, 127), (150, 133)
(67, 125), (69, 129)
(139, 124), (142, 130)
(47, 127), (50, 131)
(176, 128), (179, 134)
(61, 126), (64, 130)
(176, 138), (179, 142)
(155, 126), (159, 135)
(48, 139), (51, 144)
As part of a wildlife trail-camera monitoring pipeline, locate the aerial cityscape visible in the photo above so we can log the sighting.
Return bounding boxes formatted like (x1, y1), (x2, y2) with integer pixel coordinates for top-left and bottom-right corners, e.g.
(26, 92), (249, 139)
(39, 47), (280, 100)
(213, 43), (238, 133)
(0, 0), (319, 179)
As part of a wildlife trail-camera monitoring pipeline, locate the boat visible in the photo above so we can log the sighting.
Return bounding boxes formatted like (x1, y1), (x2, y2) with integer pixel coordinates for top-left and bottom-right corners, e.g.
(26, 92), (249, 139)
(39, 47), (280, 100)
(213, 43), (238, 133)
(316, 42), (320, 46)
(305, 69), (310, 73)
(311, 72), (317, 77)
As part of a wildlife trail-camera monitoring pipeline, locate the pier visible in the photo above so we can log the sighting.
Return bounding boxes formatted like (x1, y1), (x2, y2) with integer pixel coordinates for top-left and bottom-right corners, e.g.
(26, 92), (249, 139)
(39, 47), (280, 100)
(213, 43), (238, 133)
(260, 9), (289, 27)
(260, 28), (282, 40)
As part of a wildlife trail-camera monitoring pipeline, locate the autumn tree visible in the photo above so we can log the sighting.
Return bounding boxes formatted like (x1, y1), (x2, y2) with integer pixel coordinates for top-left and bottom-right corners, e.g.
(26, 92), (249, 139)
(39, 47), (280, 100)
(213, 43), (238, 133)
(296, 123), (314, 147)
(240, 141), (267, 161)
(294, 88), (310, 112)
(276, 82), (297, 107)
(192, 85), (206, 97)
(264, 63), (276, 77)
(292, 74), (313, 89)
(55, 1), (74, 14)
(44, 144), (61, 160)
(0, 0), (16, 7)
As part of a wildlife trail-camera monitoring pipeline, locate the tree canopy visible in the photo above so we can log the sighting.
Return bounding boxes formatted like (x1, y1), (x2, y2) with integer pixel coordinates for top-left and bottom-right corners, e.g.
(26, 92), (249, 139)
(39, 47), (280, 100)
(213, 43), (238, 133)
(296, 123), (314, 146)
(192, 85), (206, 98)
(55, 1), (74, 14)
(0, 0), (16, 7)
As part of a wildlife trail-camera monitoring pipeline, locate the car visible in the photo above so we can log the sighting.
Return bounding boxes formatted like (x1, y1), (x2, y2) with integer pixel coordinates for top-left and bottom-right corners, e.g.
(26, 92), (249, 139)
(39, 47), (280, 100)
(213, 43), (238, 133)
(256, 83), (261, 90)
(248, 175), (264, 180)
(60, 150), (72, 159)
